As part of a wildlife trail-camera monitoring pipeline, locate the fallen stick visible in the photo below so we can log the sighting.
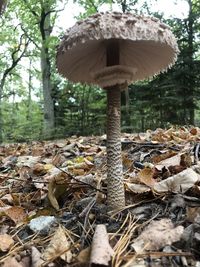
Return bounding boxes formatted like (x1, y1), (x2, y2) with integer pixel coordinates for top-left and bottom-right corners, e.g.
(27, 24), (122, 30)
(90, 224), (114, 266)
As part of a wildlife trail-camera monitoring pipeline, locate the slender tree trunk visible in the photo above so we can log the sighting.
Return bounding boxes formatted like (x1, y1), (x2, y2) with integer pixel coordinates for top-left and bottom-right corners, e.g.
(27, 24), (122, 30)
(187, 0), (195, 125)
(40, 4), (55, 138)
(0, 76), (6, 143)
(41, 45), (55, 137)
(27, 59), (32, 121)
(0, 88), (3, 143)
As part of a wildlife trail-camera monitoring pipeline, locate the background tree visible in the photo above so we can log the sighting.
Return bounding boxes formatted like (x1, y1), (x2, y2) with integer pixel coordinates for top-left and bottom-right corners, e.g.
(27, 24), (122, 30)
(16, 0), (65, 138)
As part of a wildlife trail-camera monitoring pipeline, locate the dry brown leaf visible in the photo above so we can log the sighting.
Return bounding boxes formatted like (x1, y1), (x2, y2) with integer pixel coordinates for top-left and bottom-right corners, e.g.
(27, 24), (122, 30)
(32, 163), (46, 175)
(4, 206), (27, 224)
(190, 127), (200, 136)
(155, 154), (181, 170)
(16, 156), (40, 168)
(42, 226), (72, 262)
(186, 207), (200, 223)
(1, 194), (13, 204)
(31, 246), (44, 267)
(125, 182), (151, 193)
(0, 234), (14, 252)
(83, 157), (94, 167)
(68, 162), (91, 171)
(153, 168), (199, 193)
(72, 168), (85, 176)
(51, 154), (65, 166)
(131, 219), (184, 252)
(77, 247), (91, 263)
(171, 134), (186, 143)
(152, 151), (177, 164)
(48, 172), (69, 210)
(180, 153), (192, 168)
(122, 153), (133, 169)
(0, 199), (6, 207)
(2, 256), (23, 267)
(138, 167), (156, 187)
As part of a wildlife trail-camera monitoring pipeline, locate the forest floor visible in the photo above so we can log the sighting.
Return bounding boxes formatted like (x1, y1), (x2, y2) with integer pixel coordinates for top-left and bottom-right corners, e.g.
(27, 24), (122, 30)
(0, 126), (200, 267)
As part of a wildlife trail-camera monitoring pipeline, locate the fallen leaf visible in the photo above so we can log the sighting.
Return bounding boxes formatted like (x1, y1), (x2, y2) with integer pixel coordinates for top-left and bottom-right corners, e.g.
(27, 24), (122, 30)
(190, 127), (199, 135)
(156, 169), (198, 193)
(42, 226), (72, 262)
(125, 183), (151, 193)
(153, 168), (199, 193)
(155, 154), (181, 171)
(31, 246), (44, 267)
(44, 163), (54, 171)
(48, 172), (69, 210)
(77, 247), (91, 263)
(17, 156), (40, 168)
(4, 206), (27, 224)
(186, 207), (200, 223)
(180, 153), (192, 168)
(152, 151), (177, 164)
(32, 163), (46, 175)
(131, 219), (184, 252)
(0, 234), (14, 252)
(2, 256), (23, 267)
(138, 167), (156, 187)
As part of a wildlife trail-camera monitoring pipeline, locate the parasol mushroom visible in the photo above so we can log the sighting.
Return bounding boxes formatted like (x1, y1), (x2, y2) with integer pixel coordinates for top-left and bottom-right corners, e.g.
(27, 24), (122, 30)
(56, 12), (179, 211)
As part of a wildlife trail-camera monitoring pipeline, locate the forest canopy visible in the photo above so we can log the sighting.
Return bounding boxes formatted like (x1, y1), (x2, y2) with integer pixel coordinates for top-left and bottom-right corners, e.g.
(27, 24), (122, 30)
(0, 0), (199, 142)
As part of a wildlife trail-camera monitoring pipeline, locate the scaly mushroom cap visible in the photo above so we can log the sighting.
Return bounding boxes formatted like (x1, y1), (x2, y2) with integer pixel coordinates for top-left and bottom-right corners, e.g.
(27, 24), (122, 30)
(56, 12), (179, 88)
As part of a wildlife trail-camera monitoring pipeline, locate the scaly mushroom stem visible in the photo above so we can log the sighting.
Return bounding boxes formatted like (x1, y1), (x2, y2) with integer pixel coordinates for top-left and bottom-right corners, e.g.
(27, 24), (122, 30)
(107, 87), (125, 210)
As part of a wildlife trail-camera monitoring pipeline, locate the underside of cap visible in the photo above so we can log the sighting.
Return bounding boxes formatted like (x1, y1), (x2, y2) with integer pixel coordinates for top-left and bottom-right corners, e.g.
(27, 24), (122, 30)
(56, 12), (179, 88)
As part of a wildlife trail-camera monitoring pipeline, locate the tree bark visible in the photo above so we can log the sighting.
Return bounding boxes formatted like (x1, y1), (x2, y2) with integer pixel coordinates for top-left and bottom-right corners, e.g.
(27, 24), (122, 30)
(41, 45), (55, 137)
(187, 0), (195, 125)
(40, 4), (55, 138)
(0, 85), (3, 143)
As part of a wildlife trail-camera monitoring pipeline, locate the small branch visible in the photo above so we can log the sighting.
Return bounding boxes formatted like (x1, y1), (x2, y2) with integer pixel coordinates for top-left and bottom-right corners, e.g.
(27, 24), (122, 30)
(22, 0), (39, 18)
(55, 165), (105, 194)
(21, 25), (41, 50)
(90, 224), (114, 266)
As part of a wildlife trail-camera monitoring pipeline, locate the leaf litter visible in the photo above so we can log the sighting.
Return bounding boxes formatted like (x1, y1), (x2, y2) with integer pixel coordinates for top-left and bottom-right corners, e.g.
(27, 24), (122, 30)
(0, 126), (200, 266)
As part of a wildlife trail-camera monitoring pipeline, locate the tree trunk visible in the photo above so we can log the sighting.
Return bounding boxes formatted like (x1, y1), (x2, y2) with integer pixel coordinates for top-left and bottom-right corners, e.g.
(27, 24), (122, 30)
(27, 59), (32, 121)
(40, 4), (55, 138)
(41, 46), (55, 137)
(0, 88), (3, 143)
(0, 76), (6, 143)
(187, 0), (195, 125)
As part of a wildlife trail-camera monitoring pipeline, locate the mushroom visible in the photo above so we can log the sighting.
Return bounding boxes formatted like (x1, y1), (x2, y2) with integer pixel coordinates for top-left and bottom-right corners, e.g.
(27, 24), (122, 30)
(56, 12), (179, 211)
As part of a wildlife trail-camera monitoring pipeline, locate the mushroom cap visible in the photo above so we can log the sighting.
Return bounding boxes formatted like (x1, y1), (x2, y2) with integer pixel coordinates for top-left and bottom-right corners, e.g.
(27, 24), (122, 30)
(56, 12), (179, 88)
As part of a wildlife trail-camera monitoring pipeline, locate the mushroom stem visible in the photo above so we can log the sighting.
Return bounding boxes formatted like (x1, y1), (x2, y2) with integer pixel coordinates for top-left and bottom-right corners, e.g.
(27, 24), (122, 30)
(106, 40), (125, 210)
(107, 87), (125, 210)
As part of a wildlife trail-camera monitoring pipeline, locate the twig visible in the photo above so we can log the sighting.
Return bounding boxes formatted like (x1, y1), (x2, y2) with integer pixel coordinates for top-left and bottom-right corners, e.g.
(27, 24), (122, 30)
(79, 197), (96, 247)
(55, 165), (105, 194)
(194, 143), (200, 164)
(41, 242), (79, 267)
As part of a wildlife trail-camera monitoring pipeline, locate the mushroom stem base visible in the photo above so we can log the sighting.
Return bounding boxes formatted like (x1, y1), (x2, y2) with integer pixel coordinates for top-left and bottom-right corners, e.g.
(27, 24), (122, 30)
(107, 86), (125, 211)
